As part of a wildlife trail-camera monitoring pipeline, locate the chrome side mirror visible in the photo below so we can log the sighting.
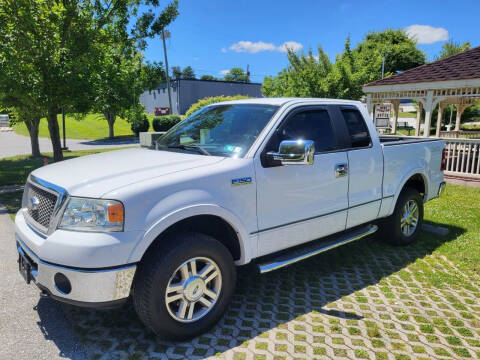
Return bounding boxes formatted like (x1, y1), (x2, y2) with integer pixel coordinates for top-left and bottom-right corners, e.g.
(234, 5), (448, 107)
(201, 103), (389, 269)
(268, 140), (315, 165)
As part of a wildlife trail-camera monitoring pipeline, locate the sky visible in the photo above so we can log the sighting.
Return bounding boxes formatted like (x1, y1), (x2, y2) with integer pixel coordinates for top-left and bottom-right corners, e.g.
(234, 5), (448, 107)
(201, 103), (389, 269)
(141, 0), (480, 83)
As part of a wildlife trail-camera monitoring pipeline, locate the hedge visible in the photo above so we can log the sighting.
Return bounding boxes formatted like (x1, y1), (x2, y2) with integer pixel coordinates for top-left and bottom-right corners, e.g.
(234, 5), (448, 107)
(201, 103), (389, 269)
(185, 95), (251, 117)
(152, 115), (183, 132)
(130, 114), (149, 136)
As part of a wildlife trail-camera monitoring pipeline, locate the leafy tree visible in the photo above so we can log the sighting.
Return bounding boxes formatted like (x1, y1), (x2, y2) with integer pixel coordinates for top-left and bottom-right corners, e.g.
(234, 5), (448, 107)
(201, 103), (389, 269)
(171, 66), (182, 79)
(0, 0), (178, 161)
(224, 68), (249, 82)
(142, 61), (167, 90)
(437, 41), (471, 59)
(200, 75), (216, 81)
(262, 29), (425, 100)
(181, 66), (196, 79)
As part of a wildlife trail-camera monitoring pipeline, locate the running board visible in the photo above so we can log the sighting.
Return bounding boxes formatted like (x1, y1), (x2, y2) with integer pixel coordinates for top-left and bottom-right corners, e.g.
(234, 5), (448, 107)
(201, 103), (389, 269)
(256, 224), (378, 273)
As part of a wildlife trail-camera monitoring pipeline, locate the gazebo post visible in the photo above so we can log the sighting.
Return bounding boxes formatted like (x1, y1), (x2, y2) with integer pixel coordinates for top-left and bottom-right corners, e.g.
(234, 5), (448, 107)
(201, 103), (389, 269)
(436, 102), (444, 137)
(415, 102), (423, 136)
(391, 100), (400, 134)
(423, 91), (434, 137)
(455, 104), (467, 131)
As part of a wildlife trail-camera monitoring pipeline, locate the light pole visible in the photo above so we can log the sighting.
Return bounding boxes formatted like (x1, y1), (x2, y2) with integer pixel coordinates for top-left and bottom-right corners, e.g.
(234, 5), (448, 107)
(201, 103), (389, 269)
(161, 29), (173, 113)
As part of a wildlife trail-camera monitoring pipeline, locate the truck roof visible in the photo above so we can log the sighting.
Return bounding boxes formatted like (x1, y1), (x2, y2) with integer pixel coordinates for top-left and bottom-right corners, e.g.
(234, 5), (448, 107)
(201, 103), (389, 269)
(216, 97), (364, 107)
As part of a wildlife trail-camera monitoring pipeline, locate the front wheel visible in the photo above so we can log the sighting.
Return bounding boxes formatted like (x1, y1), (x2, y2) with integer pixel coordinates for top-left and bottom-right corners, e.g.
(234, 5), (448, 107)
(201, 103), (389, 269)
(133, 232), (236, 339)
(383, 187), (424, 246)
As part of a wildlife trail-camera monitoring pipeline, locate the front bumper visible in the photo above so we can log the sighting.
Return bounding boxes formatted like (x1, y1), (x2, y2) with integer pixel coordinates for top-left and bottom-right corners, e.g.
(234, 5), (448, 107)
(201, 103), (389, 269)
(16, 236), (136, 306)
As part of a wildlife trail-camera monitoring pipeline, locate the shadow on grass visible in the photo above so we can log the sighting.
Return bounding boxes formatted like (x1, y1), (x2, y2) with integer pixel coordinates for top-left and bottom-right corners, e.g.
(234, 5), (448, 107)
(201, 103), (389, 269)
(34, 221), (466, 358)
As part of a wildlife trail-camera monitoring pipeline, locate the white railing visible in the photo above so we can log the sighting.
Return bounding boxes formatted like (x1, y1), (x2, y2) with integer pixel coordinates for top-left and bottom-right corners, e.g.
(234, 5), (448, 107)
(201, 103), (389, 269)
(443, 138), (480, 179)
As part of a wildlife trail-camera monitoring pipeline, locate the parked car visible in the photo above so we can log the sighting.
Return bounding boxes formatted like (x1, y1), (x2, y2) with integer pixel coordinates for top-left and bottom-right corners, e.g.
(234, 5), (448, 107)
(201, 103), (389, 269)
(0, 114), (9, 127)
(15, 98), (445, 339)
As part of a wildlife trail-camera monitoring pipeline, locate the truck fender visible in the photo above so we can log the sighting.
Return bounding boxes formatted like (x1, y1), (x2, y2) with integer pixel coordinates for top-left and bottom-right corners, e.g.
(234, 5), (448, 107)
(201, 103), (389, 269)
(128, 203), (253, 265)
(388, 169), (429, 216)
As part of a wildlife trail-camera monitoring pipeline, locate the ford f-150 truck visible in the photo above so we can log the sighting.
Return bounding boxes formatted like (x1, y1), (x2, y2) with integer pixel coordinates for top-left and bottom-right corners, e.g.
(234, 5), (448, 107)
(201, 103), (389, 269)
(15, 98), (445, 339)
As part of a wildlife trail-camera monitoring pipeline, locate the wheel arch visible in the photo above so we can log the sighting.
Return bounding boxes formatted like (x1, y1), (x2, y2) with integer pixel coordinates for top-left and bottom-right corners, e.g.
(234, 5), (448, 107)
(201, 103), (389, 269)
(389, 171), (428, 216)
(128, 204), (253, 266)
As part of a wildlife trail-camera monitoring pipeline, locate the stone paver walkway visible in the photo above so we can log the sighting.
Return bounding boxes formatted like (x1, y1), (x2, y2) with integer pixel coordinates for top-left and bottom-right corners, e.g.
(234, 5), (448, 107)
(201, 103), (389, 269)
(0, 132), (138, 159)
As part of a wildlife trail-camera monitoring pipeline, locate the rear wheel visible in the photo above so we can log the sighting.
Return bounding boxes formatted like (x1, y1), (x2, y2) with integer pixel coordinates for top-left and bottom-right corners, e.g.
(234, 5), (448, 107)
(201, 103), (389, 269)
(381, 187), (423, 246)
(133, 232), (236, 339)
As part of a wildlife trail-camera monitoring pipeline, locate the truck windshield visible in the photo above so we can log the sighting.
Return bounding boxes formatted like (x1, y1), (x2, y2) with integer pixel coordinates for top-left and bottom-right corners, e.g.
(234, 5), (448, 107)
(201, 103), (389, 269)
(157, 104), (279, 157)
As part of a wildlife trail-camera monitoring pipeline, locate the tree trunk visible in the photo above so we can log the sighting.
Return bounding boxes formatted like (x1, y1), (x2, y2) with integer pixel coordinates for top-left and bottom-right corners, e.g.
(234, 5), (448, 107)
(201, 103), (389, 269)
(105, 112), (116, 139)
(47, 108), (63, 161)
(25, 117), (41, 157)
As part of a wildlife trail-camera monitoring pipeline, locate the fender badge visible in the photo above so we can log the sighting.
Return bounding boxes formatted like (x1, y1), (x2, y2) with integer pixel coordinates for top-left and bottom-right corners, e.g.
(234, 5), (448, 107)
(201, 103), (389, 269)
(231, 177), (252, 186)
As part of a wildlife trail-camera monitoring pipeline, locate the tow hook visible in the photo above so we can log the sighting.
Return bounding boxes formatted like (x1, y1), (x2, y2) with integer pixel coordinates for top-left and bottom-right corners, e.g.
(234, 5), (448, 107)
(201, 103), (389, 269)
(39, 290), (49, 298)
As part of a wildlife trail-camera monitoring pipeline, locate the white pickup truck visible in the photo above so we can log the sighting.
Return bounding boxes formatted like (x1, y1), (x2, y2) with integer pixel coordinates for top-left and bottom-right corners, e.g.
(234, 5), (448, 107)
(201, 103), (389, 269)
(15, 98), (445, 339)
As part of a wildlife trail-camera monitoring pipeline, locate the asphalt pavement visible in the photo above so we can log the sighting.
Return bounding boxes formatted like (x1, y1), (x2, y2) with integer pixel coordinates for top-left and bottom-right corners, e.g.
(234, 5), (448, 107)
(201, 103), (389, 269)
(0, 131), (138, 159)
(0, 206), (89, 360)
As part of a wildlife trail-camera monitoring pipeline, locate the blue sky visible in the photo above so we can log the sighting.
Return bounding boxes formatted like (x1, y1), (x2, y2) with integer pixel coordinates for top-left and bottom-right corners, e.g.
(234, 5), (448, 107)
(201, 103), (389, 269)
(142, 0), (479, 83)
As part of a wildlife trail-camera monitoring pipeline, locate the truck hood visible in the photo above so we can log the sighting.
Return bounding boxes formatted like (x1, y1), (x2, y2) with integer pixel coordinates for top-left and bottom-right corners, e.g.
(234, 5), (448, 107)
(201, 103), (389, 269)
(30, 148), (224, 198)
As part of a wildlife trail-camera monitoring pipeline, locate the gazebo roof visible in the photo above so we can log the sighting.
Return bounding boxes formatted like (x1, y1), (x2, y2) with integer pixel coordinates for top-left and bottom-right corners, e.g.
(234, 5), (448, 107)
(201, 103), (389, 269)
(365, 46), (480, 87)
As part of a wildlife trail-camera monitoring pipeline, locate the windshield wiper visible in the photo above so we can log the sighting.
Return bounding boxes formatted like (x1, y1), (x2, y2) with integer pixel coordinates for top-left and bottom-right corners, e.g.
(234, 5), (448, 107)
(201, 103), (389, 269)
(167, 144), (211, 156)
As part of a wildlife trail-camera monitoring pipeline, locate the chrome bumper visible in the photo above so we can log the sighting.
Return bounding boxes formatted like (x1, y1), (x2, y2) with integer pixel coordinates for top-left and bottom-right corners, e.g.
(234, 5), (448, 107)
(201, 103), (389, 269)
(16, 236), (136, 305)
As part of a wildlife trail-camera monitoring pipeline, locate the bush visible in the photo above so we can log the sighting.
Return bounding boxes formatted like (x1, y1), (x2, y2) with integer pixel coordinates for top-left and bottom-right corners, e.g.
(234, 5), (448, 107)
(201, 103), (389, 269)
(130, 114), (149, 136)
(185, 95), (251, 117)
(152, 115), (182, 132)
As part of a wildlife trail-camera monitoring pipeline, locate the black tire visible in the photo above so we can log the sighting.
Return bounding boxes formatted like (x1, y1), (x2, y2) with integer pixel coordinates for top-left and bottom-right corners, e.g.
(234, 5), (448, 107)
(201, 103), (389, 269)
(381, 187), (424, 246)
(133, 232), (236, 340)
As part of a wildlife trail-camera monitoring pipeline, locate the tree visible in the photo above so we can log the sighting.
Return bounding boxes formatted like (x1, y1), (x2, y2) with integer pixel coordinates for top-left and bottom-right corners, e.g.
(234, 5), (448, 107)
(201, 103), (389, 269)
(181, 66), (196, 79)
(0, 0), (179, 161)
(200, 75), (216, 81)
(262, 29), (425, 100)
(437, 41), (471, 59)
(171, 66), (182, 79)
(224, 68), (249, 82)
(142, 61), (167, 90)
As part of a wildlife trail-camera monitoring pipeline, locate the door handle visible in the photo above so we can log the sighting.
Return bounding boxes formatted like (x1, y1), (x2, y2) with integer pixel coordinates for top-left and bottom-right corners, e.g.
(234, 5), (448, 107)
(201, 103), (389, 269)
(335, 163), (348, 178)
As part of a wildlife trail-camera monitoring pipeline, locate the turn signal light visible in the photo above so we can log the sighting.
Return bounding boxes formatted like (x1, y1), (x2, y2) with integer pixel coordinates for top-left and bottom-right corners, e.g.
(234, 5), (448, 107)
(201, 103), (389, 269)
(108, 203), (124, 223)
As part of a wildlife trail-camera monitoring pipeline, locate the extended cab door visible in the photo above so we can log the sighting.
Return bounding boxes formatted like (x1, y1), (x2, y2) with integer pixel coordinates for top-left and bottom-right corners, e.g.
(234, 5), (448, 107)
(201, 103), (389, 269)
(335, 105), (384, 228)
(254, 105), (349, 257)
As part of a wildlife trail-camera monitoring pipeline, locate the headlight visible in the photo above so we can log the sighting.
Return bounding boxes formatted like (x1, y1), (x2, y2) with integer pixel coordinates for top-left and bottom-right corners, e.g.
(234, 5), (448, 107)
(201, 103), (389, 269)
(59, 197), (124, 232)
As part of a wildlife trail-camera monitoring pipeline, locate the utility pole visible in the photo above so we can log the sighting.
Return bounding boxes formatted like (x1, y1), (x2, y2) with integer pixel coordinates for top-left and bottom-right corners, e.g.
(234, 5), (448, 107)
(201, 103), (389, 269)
(246, 64), (250, 83)
(381, 52), (385, 79)
(161, 29), (173, 113)
(61, 107), (68, 150)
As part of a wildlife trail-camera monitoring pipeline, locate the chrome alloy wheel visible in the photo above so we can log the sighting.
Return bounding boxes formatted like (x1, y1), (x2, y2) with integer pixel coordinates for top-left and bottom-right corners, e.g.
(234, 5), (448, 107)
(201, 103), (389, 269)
(400, 199), (419, 236)
(165, 257), (222, 323)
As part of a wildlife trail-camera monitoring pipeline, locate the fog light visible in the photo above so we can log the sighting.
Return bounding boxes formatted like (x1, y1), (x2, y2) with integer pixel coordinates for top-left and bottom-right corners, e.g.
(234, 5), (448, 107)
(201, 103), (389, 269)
(54, 273), (71, 295)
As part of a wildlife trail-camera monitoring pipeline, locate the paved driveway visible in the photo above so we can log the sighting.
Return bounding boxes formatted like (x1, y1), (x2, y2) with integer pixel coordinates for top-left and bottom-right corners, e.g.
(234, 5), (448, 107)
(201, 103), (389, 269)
(0, 207), (479, 359)
(0, 131), (138, 159)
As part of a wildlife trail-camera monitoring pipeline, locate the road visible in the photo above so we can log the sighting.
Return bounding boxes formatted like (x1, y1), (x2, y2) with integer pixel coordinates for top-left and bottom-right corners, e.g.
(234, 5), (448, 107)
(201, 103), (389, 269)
(0, 206), (89, 359)
(0, 131), (138, 159)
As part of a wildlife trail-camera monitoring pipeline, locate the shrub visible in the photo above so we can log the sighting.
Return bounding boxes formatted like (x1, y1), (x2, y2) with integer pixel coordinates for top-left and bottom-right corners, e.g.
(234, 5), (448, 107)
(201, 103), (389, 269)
(130, 114), (149, 136)
(152, 115), (182, 132)
(185, 95), (251, 117)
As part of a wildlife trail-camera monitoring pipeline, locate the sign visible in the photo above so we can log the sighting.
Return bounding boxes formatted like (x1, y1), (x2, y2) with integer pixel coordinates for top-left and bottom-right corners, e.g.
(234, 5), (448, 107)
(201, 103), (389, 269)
(375, 103), (391, 128)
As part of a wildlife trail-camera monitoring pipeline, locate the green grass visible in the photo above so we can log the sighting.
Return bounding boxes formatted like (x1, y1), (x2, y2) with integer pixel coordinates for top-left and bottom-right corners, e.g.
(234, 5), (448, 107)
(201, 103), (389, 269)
(13, 113), (155, 141)
(0, 147), (133, 187)
(0, 190), (22, 221)
(399, 111), (417, 118)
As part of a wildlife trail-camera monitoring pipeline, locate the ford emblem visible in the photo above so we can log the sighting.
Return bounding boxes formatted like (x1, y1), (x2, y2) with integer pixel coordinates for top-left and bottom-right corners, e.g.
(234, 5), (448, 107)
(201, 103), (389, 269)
(29, 196), (40, 211)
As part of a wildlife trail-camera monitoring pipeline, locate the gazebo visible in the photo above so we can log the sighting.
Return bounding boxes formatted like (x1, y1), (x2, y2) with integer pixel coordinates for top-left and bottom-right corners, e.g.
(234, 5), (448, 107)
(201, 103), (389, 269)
(363, 46), (480, 137)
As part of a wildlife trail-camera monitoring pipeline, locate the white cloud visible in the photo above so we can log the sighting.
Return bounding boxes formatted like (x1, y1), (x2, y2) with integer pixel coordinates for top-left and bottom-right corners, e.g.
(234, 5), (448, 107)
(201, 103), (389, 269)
(221, 47), (227, 53)
(227, 40), (303, 53)
(405, 25), (448, 44)
(229, 41), (277, 53)
(277, 41), (303, 53)
(219, 69), (230, 75)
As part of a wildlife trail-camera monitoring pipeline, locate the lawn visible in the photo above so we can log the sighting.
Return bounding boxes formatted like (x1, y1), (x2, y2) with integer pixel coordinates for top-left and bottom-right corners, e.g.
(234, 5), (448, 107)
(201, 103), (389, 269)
(0, 147), (132, 187)
(13, 113), (155, 141)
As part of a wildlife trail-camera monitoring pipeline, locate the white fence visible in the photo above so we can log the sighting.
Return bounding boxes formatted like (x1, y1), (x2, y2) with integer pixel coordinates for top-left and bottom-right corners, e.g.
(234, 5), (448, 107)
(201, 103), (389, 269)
(444, 138), (480, 179)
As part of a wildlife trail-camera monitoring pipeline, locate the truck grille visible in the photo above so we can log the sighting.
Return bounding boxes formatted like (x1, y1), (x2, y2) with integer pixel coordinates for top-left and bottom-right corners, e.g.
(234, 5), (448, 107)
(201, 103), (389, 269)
(25, 182), (59, 231)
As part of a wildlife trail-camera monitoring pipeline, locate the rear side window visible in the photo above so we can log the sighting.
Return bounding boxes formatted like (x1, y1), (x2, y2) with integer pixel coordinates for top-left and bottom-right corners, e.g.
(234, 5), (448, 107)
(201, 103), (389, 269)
(341, 109), (371, 148)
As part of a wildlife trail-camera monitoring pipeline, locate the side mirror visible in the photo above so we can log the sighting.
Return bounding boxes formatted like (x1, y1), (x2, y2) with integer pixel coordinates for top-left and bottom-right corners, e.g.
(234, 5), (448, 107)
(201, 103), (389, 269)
(267, 140), (315, 165)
